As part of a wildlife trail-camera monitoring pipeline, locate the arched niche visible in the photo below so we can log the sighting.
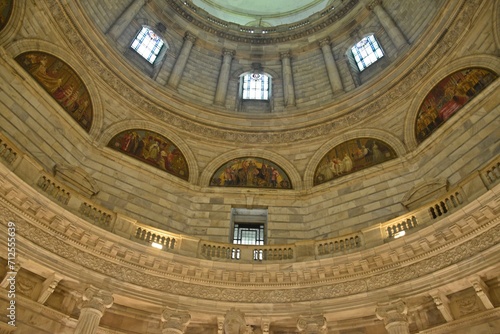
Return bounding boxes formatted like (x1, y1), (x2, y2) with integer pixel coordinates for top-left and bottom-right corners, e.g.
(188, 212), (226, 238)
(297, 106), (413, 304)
(14, 51), (94, 132)
(414, 68), (497, 144)
(107, 129), (190, 181)
(210, 157), (292, 189)
(312, 137), (397, 186)
(403, 55), (500, 150)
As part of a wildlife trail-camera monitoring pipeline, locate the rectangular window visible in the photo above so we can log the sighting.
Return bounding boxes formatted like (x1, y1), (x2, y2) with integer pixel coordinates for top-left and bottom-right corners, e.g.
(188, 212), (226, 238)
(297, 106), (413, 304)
(231, 208), (267, 245)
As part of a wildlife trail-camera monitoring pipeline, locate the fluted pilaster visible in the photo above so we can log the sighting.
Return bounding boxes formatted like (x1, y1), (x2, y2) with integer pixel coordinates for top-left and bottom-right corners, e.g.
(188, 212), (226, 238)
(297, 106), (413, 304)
(74, 286), (113, 334)
(367, 0), (408, 50)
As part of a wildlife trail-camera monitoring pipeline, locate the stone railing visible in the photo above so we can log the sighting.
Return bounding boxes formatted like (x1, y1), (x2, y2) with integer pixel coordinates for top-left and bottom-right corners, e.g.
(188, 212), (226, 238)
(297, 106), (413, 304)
(200, 242), (295, 262)
(0, 134), (20, 166)
(428, 190), (464, 220)
(385, 216), (419, 238)
(481, 158), (500, 189)
(79, 202), (115, 230)
(134, 225), (177, 250)
(36, 174), (71, 205)
(316, 233), (362, 255)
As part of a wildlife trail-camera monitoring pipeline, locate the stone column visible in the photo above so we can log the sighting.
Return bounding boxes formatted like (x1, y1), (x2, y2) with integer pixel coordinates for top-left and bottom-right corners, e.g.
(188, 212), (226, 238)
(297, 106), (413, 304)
(107, 0), (148, 40)
(367, 0), (408, 50)
(37, 273), (63, 304)
(429, 291), (453, 322)
(167, 32), (197, 89)
(214, 49), (235, 105)
(161, 308), (191, 334)
(319, 38), (344, 94)
(280, 51), (296, 107)
(296, 315), (327, 334)
(74, 286), (114, 334)
(375, 299), (410, 334)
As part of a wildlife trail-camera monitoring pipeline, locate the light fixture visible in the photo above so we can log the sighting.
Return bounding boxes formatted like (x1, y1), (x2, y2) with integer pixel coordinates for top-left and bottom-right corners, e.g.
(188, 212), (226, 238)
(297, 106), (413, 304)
(151, 242), (163, 249)
(393, 230), (406, 239)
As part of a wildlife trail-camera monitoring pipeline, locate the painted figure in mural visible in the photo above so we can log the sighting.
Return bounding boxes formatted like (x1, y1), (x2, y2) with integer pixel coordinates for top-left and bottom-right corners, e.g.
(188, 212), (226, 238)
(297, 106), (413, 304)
(16, 52), (93, 132)
(415, 68), (497, 142)
(211, 157), (292, 189)
(109, 130), (189, 181)
(314, 138), (397, 186)
(24, 54), (63, 93)
(0, 0), (13, 29)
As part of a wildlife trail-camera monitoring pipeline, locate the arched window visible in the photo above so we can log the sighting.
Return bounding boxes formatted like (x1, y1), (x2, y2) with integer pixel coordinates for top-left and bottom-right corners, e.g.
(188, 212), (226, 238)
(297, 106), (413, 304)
(131, 26), (165, 64)
(351, 35), (384, 71)
(241, 73), (271, 100)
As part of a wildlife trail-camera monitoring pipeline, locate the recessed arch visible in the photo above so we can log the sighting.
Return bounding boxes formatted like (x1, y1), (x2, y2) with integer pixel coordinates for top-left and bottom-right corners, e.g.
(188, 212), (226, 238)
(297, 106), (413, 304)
(6, 39), (104, 138)
(305, 129), (406, 188)
(0, 0), (24, 46)
(404, 55), (500, 150)
(201, 149), (302, 190)
(99, 120), (199, 184)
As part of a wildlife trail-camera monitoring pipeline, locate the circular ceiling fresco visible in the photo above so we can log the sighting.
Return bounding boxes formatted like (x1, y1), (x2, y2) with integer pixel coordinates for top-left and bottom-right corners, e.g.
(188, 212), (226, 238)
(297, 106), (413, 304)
(190, 0), (334, 26)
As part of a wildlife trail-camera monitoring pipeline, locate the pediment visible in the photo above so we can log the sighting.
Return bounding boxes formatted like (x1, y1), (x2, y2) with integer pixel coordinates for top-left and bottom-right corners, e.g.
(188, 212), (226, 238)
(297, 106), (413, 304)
(53, 163), (99, 198)
(401, 178), (448, 211)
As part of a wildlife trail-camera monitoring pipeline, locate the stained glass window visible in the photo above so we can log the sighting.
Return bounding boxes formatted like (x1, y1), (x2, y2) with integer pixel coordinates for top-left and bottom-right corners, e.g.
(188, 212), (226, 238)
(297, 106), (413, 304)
(351, 35), (384, 71)
(131, 26), (164, 64)
(242, 73), (270, 100)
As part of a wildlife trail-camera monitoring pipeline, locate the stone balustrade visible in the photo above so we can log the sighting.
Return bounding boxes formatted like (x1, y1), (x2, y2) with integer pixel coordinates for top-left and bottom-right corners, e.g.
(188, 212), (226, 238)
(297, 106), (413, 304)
(428, 190), (464, 220)
(79, 202), (114, 230)
(316, 234), (361, 255)
(36, 174), (71, 205)
(135, 226), (177, 250)
(482, 158), (500, 188)
(385, 216), (418, 238)
(0, 134), (19, 166)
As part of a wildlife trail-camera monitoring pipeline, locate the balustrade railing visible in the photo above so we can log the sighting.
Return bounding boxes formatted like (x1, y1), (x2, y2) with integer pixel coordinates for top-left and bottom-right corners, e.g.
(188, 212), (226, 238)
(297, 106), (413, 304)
(317, 234), (361, 255)
(36, 174), (71, 205)
(386, 216), (418, 238)
(79, 202), (114, 229)
(0, 136), (19, 166)
(428, 190), (464, 220)
(134, 226), (177, 250)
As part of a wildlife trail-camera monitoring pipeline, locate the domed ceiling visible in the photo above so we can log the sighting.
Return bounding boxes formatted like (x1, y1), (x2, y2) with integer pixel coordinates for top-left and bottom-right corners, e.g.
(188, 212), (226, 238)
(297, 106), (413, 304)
(190, 0), (334, 26)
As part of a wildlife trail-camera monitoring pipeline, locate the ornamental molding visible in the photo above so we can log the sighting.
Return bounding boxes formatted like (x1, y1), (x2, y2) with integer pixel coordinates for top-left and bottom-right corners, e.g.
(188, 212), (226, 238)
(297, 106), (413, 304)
(1, 183), (498, 304)
(26, 0), (484, 144)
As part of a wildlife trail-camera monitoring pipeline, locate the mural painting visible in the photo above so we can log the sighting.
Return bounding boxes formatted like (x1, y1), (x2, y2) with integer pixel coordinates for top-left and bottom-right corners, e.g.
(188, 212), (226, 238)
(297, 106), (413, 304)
(314, 138), (397, 186)
(0, 0), (13, 31)
(15, 52), (93, 132)
(108, 130), (189, 181)
(415, 68), (497, 143)
(210, 157), (292, 189)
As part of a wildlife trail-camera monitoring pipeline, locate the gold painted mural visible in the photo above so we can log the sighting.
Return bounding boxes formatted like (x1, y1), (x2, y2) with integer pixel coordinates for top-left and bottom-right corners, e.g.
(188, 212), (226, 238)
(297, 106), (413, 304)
(211, 157), (292, 189)
(314, 138), (397, 186)
(108, 129), (189, 181)
(415, 68), (497, 143)
(15, 52), (93, 132)
(0, 0), (12, 31)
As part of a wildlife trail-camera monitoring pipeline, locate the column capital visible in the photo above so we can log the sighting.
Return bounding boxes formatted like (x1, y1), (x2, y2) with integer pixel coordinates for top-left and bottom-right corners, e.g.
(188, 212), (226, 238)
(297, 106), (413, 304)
(366, 0), (383, 11)
(222, 49), (235, 58)
(81, 286), (113, 314)
(296, 315), (327, 334)
(184, 31), (197, 44)
(161, 308), (191, 334)
(375, 299), (408, 326)
(280, 51), (291, 60)
(319, 37), (331, 48)
(224, 308), (246, 334)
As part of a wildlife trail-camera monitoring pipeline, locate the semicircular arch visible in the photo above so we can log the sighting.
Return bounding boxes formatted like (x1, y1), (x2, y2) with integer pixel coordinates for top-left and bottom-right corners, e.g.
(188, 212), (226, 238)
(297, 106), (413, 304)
(200, 149), (302, 190)
(5, 39), (104, 138)
(0, 0), (25, 45)
(403, 54), (500, 150)
(99, 120), (199, 184)
(304, 128), (406, 189)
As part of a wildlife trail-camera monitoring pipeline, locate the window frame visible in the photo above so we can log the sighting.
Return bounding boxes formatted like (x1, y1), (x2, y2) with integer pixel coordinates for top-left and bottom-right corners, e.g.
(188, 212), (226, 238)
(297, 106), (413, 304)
(130, 26), (165, 64)
(230, 208), (267, 246)
(240, 72), (272, 101)
(350, 34), (384, 72)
